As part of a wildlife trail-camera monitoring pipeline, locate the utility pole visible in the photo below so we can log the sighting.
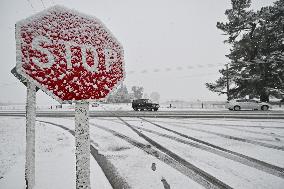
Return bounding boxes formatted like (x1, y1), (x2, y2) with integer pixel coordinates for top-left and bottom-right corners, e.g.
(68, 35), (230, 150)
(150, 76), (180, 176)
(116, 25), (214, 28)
(226, 64), (230, 101)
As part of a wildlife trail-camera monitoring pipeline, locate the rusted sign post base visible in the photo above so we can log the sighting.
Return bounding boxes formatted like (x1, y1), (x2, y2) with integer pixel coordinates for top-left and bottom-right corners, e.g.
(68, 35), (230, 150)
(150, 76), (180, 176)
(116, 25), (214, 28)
(25, 81), (36, 189)
(75, 102), (90, 189)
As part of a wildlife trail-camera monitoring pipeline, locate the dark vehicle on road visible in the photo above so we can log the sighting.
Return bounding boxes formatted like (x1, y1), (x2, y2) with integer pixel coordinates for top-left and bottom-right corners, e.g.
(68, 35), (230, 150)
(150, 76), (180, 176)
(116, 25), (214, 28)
(132, 99), (160, 111)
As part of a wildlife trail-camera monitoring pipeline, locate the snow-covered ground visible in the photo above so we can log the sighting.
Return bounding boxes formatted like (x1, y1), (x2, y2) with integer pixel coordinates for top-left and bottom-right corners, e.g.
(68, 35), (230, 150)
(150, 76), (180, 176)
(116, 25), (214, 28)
(1, 116), (284, 188)
(1, 102), (284, 111)
(0, 117), (112, 189)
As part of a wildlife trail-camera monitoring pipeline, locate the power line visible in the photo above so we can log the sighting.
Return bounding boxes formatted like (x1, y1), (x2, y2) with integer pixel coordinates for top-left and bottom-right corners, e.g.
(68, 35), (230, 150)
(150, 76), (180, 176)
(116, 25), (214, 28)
(179, 72), (220, 79)
(231, 60), (284, 65)
(126, 63), (224, 75)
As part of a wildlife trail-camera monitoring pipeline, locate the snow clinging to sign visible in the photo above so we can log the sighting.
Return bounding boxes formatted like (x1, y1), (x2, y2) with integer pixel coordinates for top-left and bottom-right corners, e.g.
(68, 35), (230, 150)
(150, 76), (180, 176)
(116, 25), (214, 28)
(15, 5), (125, 103)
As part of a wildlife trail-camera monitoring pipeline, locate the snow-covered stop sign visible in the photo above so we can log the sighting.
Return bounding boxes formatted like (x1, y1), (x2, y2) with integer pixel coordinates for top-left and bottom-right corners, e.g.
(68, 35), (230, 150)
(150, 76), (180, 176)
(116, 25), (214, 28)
(16, 6), (124, 103)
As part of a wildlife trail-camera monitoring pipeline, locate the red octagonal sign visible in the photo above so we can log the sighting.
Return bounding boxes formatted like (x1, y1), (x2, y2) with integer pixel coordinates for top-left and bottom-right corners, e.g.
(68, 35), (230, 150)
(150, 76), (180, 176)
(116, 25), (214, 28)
(16, 6), (125, 103)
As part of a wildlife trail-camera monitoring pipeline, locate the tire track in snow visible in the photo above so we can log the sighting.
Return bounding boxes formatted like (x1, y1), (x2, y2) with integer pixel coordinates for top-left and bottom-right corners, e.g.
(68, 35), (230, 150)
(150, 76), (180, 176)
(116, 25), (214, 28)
(206, 118), (284, 124)
(154, 119), (284, 139)
(141, 118), (284, 176)
(36, 120), (131, 189)
(171, 118), (284, 129)
(133, 123), (284, 179)
(100, 117), (284, 179)
(147, 119), (284, 151)
(113, 117), (232, 189)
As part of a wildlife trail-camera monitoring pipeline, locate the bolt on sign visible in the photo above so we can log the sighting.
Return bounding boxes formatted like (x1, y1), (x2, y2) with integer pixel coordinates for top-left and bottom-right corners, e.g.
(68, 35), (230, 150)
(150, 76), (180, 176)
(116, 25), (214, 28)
(15, 5), (125, 189)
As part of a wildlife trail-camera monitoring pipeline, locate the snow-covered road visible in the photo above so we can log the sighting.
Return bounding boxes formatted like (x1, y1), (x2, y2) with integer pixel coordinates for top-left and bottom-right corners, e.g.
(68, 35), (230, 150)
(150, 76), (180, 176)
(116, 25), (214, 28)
(1, 116), (284, 188)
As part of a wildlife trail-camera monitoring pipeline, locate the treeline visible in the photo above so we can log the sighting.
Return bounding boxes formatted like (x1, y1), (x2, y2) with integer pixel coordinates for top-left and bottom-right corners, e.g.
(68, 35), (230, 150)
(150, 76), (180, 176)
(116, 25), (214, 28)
(106, 84), (160, 103)
(106, 85), (142, 103)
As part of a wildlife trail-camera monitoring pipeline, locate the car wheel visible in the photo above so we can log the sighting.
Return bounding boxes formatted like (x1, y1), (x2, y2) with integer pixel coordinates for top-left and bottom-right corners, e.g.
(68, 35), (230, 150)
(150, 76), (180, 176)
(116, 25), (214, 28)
(234, 106), (241, 111)
(140, 109), (144, 111)
(154, 108), (158, 111)
(134, 108), (138, 111)
(261, 105), (269, 111)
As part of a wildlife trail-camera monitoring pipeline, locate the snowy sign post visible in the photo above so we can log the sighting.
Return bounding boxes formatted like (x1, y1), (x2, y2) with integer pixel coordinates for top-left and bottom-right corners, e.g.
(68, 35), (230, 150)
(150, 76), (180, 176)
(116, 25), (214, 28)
(15, 6), (124, 189)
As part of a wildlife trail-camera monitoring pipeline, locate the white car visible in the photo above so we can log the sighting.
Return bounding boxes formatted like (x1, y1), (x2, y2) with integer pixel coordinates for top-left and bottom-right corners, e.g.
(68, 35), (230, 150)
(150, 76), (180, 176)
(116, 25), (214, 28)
(226, 99), (271, 111)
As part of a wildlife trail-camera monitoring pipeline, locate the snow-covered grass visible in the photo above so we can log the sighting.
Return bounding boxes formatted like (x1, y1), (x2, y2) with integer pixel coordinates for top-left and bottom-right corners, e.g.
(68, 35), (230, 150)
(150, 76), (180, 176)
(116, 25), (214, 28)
(1, 116), (284, 188)
(1, 102), (284, 111)
(134, 124), (283, 189)
(143, 118), (284, 168)
(0, 117), (111, 189)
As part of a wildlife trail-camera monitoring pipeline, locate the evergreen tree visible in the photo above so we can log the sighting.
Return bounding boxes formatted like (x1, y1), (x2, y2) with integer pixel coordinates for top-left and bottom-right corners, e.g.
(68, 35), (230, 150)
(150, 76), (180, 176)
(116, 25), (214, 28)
(206, 0), (284, 102)
(106, 84), (131, 103)
(131, 86), (144, 99)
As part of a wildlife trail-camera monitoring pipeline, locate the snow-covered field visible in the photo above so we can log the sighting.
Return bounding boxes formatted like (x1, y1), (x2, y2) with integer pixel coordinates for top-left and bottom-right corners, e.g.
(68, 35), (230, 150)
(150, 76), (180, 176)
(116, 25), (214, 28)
(1, 116), (284, 188)
(1, 102), (284, 111)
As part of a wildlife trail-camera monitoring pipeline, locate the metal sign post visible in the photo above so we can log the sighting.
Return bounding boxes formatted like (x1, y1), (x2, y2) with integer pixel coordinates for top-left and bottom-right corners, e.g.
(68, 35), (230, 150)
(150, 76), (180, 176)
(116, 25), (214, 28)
(25, 81), (36, 189)
(75, 102), (90, 188)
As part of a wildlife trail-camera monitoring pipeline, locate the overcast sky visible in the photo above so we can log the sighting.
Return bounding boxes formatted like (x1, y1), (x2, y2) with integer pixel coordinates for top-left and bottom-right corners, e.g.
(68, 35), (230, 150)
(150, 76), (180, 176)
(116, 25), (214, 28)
(0, 0), (276, 104)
